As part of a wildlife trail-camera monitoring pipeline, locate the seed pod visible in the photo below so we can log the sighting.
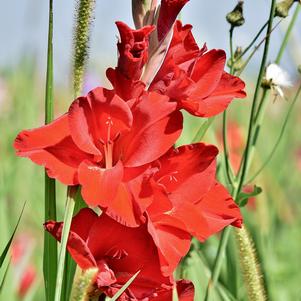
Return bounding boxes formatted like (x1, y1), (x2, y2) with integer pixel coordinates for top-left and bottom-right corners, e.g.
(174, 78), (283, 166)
(72, 0), (96, 97)
(275, 0), (299, 18)
(226, 1), (245, 27)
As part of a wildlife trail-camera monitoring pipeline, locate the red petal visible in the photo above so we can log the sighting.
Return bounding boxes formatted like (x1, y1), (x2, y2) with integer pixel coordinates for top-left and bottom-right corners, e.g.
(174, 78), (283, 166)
(14, 115), (89, 185)
(176, 280), (195, 301)
(157, 0), (189, 41)
(87, 214), (169, 296)
(78, 160), (124, 207)
(147, 215), (191, 276)
(115, 21), (155, 80)
(154, 143), (218, 205)
(196, 72), (247, 117)
(120, 92), (183, 167)
(189, 49), (226, 99)
(96, 260), (117, 287)
(69, 87), (133, 153)
(105, 182), (145, 227)
(106, 67), (145, 101)
(189, 183), (242, 241)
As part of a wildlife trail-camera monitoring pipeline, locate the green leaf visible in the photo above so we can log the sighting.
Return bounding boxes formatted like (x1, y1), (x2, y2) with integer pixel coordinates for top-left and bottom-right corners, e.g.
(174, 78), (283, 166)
(54, 189), (75, 301)
(43, 1), (57, 301)
(0, 203), (25, 269)
(0, 261), (10, 293)
(61, 188), (86, 301)
(238, 185), (262, 207)
(109, 270), (140, 301)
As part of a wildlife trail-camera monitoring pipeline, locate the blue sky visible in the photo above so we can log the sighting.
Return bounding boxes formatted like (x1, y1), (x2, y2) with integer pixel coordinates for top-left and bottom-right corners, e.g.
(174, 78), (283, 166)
(0, 1), (300, 84)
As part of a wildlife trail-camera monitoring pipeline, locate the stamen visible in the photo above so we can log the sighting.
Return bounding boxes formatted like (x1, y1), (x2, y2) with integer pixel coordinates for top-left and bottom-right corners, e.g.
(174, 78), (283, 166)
(105, 116), (113, 143)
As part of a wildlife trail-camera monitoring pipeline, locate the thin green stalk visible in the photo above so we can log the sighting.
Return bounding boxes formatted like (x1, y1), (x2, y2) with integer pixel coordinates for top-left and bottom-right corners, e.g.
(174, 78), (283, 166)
(44, 1), (57, 300)
(237, 21), (269, 60)
(247, 84), (301, 183)
(244, 3), (300, 183)
(236, 0), (277, 194)
(204, 227), (231, 301)
(275, 4), (301, 64)
(236, 20), (282, 77)
(204, 2), (277, 300)
(243, 89), (270, 174)
(222, 27), (235, 186)
(54, 188), (76, 301)
(222, 111), (235, 185)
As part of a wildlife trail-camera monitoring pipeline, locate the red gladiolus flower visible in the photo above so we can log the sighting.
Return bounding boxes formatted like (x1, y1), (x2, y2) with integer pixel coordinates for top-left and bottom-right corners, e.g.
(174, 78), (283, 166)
(144, 143), (242, 274)
(14, 87), (182, 226)
(107, 22), (154, 101)
(150, 21), (246, 117)
(45, 208), (194, 300)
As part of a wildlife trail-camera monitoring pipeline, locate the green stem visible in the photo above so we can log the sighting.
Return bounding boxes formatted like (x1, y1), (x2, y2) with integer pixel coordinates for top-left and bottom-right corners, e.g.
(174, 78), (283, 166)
(236, 19), (282, 77)
(204, 2), (277, 300)
(237, 21), (268, 60)
(222, 27), (235, 186)
(54, 188), (76, 301)
(275, 4), (301, 64)
(243, 89), (270, 174)
(236, 0), (277, 194)
(247, 84), (301, 183)
(44, 1), (57, 300)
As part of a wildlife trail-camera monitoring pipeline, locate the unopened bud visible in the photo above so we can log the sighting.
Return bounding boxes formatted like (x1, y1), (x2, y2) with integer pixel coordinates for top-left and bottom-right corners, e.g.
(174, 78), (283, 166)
(227, 47), (244, 72)
(275, 0), (299, 18)
(226, 1), (245, 27)
(132, 0), (158, 29)
(261, 78), (272, 89)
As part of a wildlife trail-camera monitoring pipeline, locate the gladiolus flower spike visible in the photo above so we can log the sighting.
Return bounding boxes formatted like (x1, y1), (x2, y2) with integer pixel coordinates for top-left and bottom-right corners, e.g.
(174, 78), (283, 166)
(14, 1), (246, 298)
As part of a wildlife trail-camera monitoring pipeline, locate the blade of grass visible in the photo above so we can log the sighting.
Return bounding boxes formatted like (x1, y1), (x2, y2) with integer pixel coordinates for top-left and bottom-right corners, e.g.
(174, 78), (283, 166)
(0, 261), (10, 293)
(54, 188), (76, 301)
(0, 202), (25, 268)
(43, 1), (57, 301)
(61, 189), (86, 301)
(109, 270), (140, 301)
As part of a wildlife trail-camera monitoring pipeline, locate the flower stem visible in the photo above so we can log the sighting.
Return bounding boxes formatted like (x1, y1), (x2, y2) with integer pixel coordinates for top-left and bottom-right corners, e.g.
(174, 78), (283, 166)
(275, 4), (300, 64)
(222, 27), (235, 186)
(237, 21), (268, 60)
(54, 187), (76, 301)
(236, 20), (282, 77)
(247, 83), (301, 183)
(203, 226), (231, 301)
(43, 1), (57, 300)
(236, 0), (277, 194)
(204, 1), (277, 299)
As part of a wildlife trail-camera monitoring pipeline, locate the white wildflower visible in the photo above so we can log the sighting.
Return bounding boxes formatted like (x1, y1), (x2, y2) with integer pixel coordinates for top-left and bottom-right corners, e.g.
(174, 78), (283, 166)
(265, 63), (293, 99)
